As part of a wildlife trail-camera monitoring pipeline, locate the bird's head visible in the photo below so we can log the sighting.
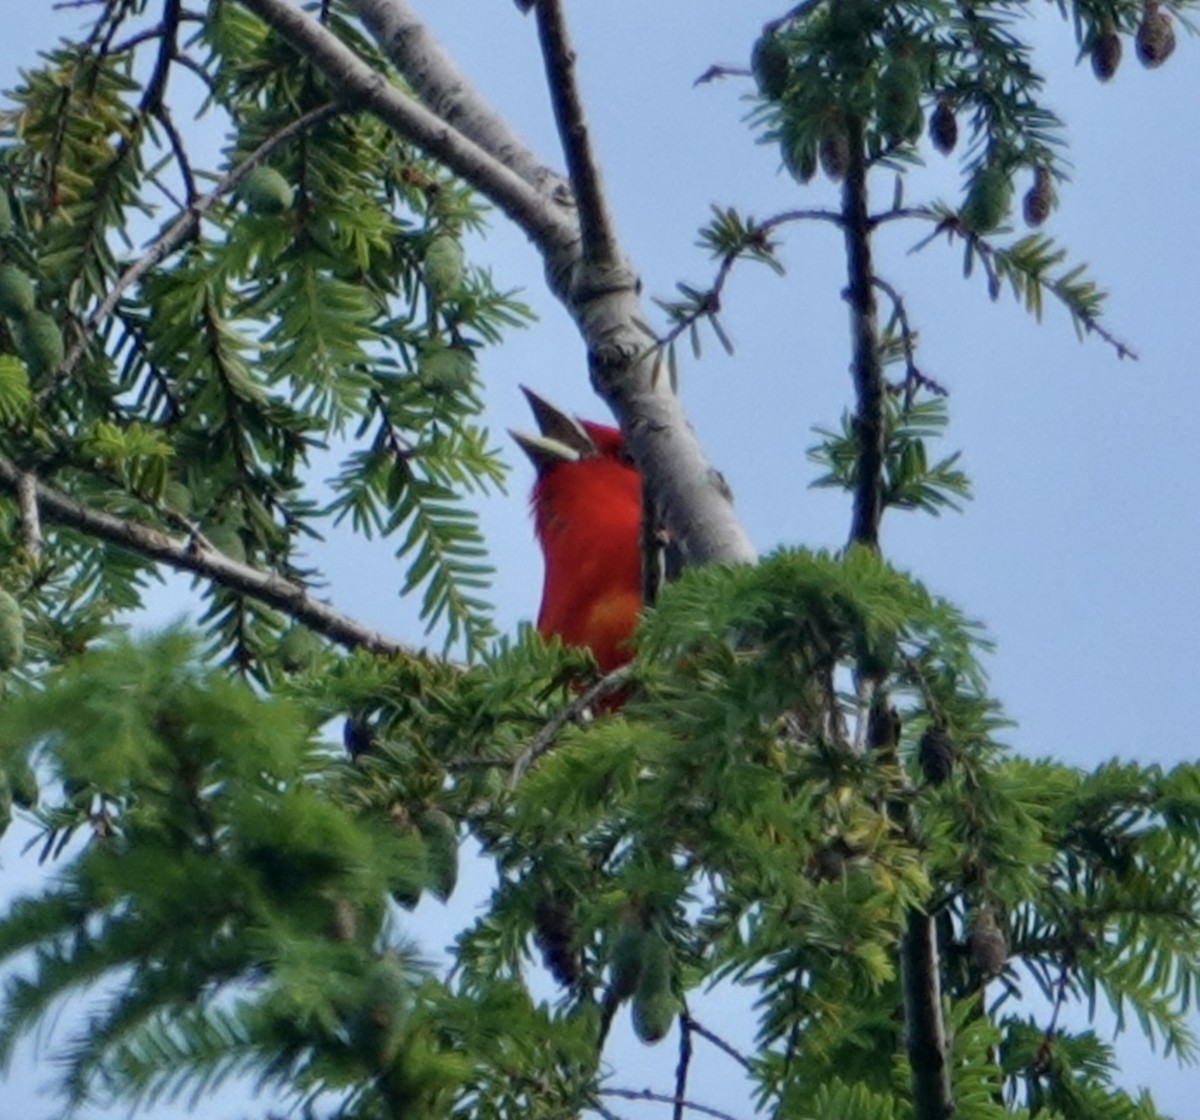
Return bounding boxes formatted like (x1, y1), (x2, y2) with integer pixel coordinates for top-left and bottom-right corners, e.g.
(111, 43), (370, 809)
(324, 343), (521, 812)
(509, 385), (629, 474)
(510, 386), (641, 548)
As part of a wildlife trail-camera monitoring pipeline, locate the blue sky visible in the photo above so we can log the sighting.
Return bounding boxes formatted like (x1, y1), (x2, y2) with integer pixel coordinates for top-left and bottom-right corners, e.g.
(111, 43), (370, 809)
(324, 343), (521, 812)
(2, 2), (1199, 1116)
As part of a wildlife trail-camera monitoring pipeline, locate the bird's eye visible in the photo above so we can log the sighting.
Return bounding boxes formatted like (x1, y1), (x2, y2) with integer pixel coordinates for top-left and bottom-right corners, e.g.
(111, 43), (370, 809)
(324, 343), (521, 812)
(617, 446), (635, 467)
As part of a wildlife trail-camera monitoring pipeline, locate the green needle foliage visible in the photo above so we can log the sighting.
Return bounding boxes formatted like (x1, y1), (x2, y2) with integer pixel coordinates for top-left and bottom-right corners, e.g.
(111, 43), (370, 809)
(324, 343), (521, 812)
(0, 1), (528, 668)
(0, 2), (1197, 1120)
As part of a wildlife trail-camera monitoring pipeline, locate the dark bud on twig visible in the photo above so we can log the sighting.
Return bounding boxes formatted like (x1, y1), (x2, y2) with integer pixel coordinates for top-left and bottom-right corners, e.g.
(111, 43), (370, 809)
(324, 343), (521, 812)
(1136, 1), (1176, 67)
(929, 98), (957, 156)
(868, 703), (901, 752)
(819, 113), (851, 181)
(343, 716), (377, 759)
(918, 725), (955, 785)
(1091, 27), (1123, 81)
(534, 893), (581, 986)
(1023, 166), (1053, 228)
(969, 907), (1008, 978)
(752, 31), (791, 100)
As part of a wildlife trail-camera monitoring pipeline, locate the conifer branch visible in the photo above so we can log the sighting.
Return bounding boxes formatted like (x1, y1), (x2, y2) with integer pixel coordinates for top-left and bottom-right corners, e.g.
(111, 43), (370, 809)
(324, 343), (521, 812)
(44, 101), (345, 409)
(885, 207), (1137, 361)
(509, 666), (633, 785)
(655, 206), (839, 355)
(0, 450), (416, 658)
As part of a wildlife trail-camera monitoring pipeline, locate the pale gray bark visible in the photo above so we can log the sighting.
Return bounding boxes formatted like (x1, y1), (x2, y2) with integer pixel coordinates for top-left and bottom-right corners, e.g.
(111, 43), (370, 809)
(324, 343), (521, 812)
(351, 0), (569, 198)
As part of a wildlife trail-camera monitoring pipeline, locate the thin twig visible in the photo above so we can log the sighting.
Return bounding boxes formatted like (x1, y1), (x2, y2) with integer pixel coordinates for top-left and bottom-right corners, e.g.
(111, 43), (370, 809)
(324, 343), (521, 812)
(591, 1103), (629, 1120)
(879, 207), (1138, 361)
(599, 1088), (743, 1120)
(673, 1013), (693, 1120)
(1034, 954), (1075, 1073)
(509, 666), (633, 786)
(154, 103), (198, 204)
(693, 65), (751, 86)
(871, 275), (946, 408)
(683, 1015), (752, 1070)
(657, 207), (841, 352)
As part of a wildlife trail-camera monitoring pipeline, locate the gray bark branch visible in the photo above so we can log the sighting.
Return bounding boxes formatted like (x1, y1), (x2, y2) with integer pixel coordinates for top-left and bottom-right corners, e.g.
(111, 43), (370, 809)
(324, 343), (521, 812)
(350, 0), (568, 197)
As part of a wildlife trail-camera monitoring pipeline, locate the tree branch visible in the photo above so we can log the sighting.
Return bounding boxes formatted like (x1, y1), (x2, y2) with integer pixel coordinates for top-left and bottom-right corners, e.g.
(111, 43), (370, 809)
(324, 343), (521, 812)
(16, 472), (43, 561)
(349, 0), (568, 197)
(673, 1014), (693, 1120)
(888, 207), (1137, 361)
(901, 912), (956, 1120)
(841, 116), (885, 552)
(535, 0), (620, 270)
(0, 451), (414, 658)
(237, 0), (575, 250)
(842, 119), (954, 1120)
(240, 0), (756, 570)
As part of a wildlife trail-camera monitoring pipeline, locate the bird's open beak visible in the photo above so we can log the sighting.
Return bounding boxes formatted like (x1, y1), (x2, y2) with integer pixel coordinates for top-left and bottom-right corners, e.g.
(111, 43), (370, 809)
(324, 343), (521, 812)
(510, 385), (597, 470)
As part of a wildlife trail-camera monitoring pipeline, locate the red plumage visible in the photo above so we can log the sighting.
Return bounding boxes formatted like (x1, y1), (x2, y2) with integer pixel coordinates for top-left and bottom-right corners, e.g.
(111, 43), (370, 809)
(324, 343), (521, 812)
(511, 392), (642, 672)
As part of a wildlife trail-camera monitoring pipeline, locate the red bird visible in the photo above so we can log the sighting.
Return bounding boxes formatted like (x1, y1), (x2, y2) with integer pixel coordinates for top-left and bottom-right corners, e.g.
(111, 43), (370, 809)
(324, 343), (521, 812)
(511, 387), (642, 673)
